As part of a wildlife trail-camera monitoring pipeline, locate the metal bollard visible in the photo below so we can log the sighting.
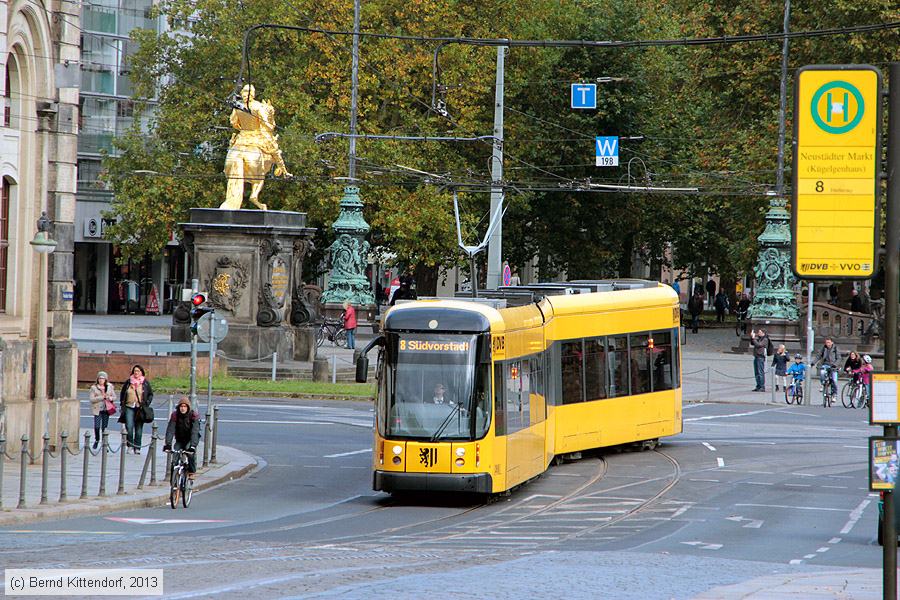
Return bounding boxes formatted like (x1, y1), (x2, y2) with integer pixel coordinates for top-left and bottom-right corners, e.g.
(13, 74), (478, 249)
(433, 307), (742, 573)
(18, 434), (28, 508)
(271, 351), (277, 381)
(99, 431), (109, 497)
(81, 431), (90, 499)
(0, 434), (5, 509)
(117, 429), (127, 495)
(202, 409), (211, 468)
(211, 404), (219, 464)
(770, 367), (776, 404)
(59, 430), (68, 502)
(150, 423), (158, 486)
(706, 367), (711, 402)
(40, 432), (50, 505)
(331, 353), (337, 384)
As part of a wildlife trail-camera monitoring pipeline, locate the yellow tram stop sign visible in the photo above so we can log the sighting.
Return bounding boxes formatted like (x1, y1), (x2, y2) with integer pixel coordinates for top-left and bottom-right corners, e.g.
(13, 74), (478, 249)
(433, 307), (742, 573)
(791, 65), (883, 280)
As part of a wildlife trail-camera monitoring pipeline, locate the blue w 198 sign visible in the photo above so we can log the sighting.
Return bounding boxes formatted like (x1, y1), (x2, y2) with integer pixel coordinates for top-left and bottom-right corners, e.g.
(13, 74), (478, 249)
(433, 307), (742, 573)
(571, 83), (597, 109)
(595, 136), (619, 167)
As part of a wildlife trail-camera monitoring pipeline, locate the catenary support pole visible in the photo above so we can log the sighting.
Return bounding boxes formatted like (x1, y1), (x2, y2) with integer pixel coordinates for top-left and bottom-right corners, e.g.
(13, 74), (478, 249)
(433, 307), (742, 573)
(486, 45), (506, 289)
(805, 282), (814, 405)
(347, 0), (360, 180)
(882, 61), (900, 600)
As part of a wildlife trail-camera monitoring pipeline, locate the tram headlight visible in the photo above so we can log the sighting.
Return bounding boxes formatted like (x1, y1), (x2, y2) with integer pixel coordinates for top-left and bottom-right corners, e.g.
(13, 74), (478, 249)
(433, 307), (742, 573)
(455, 458), (465, 466)
(455, 448), (465, 457)
(392, 445), (403, 455)
(392, 456), (402, 465)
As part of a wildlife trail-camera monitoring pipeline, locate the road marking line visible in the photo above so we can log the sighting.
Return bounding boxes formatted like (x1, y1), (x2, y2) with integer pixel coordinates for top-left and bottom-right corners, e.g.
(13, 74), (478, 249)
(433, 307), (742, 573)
(843, 445), (868, 449)
(672, 506), (691, 518)
(790, 559), (803, 564)
(5, 530), (119, 535)
(218, 419), (329, 425)
(822, 485), (848, 489)
(689, 478), (720, 483)
(685, 408), (782, 422)
(323, 448), (372, 458)
(785, 484), (812, 488)
(736, 503), (846, 512)
(746, 482), (773, 486)
(717, 457), (725, 468)
(828, 537), (842, 544)
(105, 518), (230, 524)
(827, 475), (854, 479)
(702, 442), (717, 452)
(804, 554), (816, 559)
(790, 473), (816, 477)
(839, 498), (870, 535)
(816, 547), (830, 553)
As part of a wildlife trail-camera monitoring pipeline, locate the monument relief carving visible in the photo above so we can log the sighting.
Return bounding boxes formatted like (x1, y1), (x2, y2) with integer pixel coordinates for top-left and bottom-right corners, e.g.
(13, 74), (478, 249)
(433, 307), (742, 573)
(206, 256), (249, 313)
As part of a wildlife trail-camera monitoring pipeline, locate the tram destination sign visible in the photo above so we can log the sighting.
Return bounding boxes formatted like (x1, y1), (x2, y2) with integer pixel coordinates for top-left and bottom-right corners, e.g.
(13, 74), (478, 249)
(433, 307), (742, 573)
(791, 65), (882, 280)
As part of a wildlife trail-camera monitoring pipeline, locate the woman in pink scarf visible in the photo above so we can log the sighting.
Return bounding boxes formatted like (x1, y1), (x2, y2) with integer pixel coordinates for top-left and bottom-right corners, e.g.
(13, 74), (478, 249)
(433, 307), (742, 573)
(118, 364), (154, 454)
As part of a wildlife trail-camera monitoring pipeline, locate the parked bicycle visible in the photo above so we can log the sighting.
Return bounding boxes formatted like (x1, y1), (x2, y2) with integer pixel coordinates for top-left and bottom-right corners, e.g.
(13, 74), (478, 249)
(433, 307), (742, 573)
(167, 449), (195, 509)
(316, 318), (347, 348)
(841, 373), (869, 409)
(820, 364), (838, 408)
(785, 375), (804, 405)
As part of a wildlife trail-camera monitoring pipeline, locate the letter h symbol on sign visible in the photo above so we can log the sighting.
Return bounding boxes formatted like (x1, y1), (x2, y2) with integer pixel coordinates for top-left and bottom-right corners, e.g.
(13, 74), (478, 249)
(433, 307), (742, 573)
(827, 92), (848, 123)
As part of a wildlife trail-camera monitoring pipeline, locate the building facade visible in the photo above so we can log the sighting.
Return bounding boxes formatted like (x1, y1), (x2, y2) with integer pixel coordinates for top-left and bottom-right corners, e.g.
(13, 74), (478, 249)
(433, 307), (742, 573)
(74, 0), (182, 316)
(1, 0), (80, 450)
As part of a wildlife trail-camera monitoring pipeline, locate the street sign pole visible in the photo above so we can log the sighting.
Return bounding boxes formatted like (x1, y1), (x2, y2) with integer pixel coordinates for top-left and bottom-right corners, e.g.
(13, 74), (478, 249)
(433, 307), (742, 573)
(205, 312), (216, 420)
(883, 62), (900, 600)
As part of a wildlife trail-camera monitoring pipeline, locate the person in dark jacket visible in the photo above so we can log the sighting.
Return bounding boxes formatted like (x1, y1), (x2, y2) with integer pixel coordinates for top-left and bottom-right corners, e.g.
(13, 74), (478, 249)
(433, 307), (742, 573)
(749, 329), (771, 392)
(688, 291), (703, 333)
(843, 350), (862, 374)
(706, 279), (717, 309)
(714, 291), (729, 323)
(164, 396), (201, 475)
(850, 290), (863, 312)
(118, 365), (153, 454)
(814, 337), (840, 392)
(771, 344), (789, 391)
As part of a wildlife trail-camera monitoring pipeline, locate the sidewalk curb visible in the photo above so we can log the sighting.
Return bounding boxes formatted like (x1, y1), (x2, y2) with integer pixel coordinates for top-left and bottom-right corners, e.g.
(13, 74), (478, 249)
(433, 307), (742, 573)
(0, 447), (260, 527)
(155, 389), (374, 401)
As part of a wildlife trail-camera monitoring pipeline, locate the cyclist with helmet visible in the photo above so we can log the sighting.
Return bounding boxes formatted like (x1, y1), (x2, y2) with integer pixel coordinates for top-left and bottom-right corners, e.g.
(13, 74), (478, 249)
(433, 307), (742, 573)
(786, 354), (807, 399)
(852, 355), (874, 402)
(164, 396), (200, 478)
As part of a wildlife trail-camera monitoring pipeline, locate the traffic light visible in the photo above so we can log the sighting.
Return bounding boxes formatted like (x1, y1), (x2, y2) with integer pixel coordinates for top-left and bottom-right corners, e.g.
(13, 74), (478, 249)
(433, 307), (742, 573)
(190, 293), (213, 336)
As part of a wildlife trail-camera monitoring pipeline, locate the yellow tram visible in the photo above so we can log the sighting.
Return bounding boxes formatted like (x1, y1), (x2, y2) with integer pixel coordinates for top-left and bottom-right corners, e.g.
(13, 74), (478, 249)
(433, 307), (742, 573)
(356, 280), (682, 494)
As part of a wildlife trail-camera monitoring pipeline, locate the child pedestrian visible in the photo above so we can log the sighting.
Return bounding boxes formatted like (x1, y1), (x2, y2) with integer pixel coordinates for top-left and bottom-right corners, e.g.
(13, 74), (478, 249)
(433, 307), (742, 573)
(772, 344), (789, 392)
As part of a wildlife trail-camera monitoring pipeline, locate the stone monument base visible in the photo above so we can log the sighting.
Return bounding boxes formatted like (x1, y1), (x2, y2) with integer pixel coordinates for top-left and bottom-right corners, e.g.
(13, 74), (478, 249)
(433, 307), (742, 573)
(733, 318), (802, 354)
(173, 208), (317, 361)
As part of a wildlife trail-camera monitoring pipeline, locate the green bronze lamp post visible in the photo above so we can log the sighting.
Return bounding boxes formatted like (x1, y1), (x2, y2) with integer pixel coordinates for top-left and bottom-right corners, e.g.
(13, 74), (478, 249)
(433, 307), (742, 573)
(322, 0), (375, 313)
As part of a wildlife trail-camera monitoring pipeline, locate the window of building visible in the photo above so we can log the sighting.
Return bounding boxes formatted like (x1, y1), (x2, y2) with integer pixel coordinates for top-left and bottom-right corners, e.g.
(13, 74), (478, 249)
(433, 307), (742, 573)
(0, 178), (10, 312)
(651, 330), (675, 391)
(629, 333), (652, 395)
(561, 341), (584, 404)
(607, 336), (629, 397)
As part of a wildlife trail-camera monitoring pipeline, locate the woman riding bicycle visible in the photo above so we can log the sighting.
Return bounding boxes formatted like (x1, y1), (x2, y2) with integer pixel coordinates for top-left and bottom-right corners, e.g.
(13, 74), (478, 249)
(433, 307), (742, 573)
(164, 396), (200, 478)
(844, 351), (862, 375)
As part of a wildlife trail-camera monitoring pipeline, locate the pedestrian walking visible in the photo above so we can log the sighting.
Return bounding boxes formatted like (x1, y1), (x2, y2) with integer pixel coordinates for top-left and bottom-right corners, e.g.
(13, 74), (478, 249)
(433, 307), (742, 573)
(118, 365), (154, 454)
(89, 371), (116, 450)
(828, 283), (839, 305)
(672, 279), (681, 300)
(851, 289), (863, 312)
(749, 329), (771, 392)
(688, 290), (703, 333)
(714, 291), (729, 323)
(771, 344), (788, 391)
(342, 301), (357, 350)
(706, 279), (717, 309)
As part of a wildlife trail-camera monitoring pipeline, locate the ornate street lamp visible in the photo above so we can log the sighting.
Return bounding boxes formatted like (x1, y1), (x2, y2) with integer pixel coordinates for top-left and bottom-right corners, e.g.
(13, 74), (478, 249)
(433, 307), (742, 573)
(29, 212), (56, 460)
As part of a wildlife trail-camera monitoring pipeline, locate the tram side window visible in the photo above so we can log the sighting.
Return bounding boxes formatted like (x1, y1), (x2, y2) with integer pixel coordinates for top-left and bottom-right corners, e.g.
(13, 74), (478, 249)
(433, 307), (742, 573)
(494, 364), (506, 436)
(629, 333), (652, 395)
(651, 330), (674, 391)
(474, 363), (492, 437)
(561, 341), (585, 404)
(507, 360), (531, 432)
(584, 338), (607, 401)
(607, 336), (629, 397)
(672, 327), (681, 388)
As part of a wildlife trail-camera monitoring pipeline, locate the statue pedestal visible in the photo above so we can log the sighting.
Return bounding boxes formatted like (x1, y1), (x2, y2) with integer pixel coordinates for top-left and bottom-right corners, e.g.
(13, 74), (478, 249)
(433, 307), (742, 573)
(172, 209), (317, 361)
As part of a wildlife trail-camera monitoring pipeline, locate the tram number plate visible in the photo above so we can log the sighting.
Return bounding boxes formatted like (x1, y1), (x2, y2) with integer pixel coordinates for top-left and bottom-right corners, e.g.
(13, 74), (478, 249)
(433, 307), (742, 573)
(492, 335), (505, 356)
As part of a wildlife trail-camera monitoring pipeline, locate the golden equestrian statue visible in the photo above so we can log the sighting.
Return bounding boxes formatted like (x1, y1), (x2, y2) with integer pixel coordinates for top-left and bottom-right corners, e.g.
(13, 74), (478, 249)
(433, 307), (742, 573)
(220, 84), (293, 211)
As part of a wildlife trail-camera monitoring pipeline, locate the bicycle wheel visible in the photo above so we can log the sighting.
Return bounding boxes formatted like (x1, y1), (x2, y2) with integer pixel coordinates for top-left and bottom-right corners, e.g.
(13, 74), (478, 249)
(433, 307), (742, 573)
(169, 468), (180, 509)
(334, 329), (347, 348)
(794, 385), (804, 406)
(315, 326), (326, 348)
(181, 473), (193, 508)
(841, 383), (854, 408)
(784, 385), (792, 404)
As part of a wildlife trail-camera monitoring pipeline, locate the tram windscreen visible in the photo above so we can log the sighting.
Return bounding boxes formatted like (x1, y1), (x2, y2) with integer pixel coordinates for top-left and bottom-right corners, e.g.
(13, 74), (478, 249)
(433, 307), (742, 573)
(385, 333), (489, 440)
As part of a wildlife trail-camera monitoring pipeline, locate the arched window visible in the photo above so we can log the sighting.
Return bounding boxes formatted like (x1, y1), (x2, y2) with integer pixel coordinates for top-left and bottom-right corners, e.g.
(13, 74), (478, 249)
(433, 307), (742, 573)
(0, 176), (10, 312)
(4, 54), (20, 129)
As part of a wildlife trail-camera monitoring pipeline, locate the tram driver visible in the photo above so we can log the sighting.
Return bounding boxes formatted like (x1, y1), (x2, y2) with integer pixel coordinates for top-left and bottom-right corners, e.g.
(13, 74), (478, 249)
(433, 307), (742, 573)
(431, 383), (448, 404)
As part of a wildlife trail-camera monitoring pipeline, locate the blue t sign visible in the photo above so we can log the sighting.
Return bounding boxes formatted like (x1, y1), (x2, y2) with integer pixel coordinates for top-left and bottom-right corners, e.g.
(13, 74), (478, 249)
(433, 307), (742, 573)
(571, 83), (597, 109)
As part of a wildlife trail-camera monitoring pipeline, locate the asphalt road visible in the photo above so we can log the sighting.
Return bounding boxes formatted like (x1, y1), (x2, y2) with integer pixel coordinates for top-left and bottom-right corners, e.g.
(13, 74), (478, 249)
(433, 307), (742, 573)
(0, 396), (886, 599)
